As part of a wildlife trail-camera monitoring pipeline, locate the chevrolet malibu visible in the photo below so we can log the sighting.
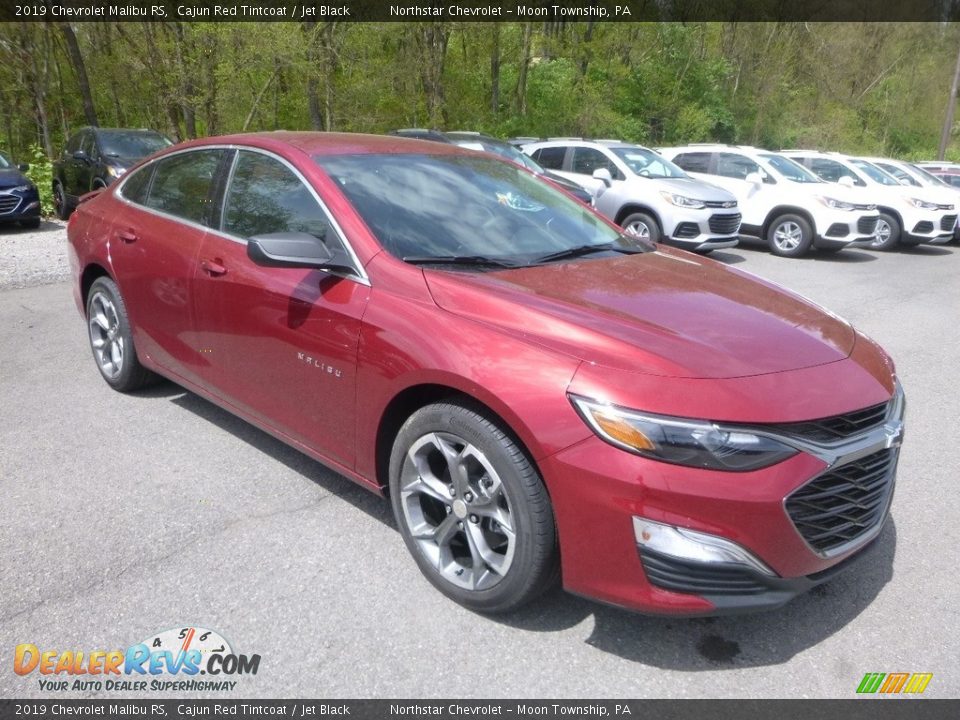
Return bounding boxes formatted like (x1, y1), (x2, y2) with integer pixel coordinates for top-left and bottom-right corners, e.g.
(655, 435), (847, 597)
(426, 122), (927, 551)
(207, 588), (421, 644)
(68, 133), (905, 615)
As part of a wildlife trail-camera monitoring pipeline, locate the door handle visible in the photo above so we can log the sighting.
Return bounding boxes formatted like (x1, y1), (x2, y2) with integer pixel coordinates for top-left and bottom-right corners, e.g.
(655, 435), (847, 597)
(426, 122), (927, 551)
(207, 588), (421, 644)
(117, 229), (138, 244)
(200, 258), (227, 277)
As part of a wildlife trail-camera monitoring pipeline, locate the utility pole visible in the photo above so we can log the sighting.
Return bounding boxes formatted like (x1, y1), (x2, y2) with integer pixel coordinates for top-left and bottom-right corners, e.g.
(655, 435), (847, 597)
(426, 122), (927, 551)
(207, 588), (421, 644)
(938, 42), (960, 160)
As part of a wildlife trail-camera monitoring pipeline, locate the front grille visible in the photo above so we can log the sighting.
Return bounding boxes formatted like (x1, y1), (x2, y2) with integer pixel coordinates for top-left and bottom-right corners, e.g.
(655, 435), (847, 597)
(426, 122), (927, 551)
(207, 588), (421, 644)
(785, 448), (896, 555)
(825, 223), (849, 237)
(771, 401), (889, 443)
(639, 549), (768, 596)
(708, 213), (741, 235)
(673, 222), (700, 239)
(704, 200), (737, 209)
(852, 203), (875, 211)
(940, 214), (957, 231)
(0, 195), (21, 215)
(857, 216), (879, 235)
(937, 203), (954, 211)
(912, 221), (934, 234)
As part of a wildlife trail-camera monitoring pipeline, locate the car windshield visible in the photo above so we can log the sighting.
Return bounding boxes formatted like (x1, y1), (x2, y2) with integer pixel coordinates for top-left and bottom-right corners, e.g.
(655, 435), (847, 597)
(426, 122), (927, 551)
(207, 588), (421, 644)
(759, 153), (822, 183)
(849, 158), (900, 186)
(909, 163), (951, 187)
(609, 147), (687, 178)
(316, 153), (646, 267)
(98, 131), (172, 159)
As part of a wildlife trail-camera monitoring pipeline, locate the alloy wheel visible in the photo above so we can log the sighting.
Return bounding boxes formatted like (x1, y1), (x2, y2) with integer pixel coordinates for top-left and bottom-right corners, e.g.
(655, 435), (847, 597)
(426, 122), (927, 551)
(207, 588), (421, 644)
(871, 219), (891, 249)
(625, 220), (651, 239)
(399, 431), (516, 591)
(88, 291), (124, 379)
(772, 221), (803, 251)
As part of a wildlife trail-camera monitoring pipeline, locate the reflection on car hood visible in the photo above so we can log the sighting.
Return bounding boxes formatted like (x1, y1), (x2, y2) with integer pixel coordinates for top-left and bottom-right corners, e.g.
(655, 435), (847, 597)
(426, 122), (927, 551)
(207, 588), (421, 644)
(425, 249), (856, 379)
(637, 176), (736, 203)
(542, 169), (588, 193)
(0, 168), (32, 189)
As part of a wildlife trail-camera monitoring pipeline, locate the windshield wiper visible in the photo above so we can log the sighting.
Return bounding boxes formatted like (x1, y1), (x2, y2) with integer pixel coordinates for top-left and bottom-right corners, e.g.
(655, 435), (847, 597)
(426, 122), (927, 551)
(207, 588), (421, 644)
(533, 242), (646, 264)
(403, 255), (520, 269)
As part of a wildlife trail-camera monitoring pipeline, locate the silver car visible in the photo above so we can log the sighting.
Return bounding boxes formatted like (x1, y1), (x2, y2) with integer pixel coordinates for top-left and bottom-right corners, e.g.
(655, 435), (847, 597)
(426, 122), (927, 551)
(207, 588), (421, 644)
(523, 139), (740, 253)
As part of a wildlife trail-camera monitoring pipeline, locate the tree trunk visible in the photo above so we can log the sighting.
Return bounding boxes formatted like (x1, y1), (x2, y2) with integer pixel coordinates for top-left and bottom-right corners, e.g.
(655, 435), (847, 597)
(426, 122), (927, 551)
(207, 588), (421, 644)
(60, 22), (99, 126)
(490, 24), (500, 116)
(171, 23), (197, 139)
(417, 23), (449, 128)
(938, 41), (960, 160)
(516, 22), (533, 116)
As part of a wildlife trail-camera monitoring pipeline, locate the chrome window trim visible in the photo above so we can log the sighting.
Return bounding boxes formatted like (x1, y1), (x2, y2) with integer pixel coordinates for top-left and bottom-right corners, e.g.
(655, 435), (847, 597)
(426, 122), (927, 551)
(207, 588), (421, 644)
(114, 143), (370, 286)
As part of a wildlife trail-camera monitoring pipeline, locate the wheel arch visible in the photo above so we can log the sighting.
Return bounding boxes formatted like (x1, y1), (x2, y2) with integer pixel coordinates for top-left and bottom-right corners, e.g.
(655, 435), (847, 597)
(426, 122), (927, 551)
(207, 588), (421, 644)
(80, 263), (112, 311)
(763, 206), (817, 237)
(614, 203), (662, 231)
(374, 383), (543, 497)
(876, 206), (904, 229)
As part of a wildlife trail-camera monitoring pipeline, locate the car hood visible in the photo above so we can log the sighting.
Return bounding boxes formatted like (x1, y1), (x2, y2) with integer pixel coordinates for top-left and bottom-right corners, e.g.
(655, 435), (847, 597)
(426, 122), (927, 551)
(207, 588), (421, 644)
(104, 156), (140, 169)
(0, 167), (32, 189)
(636, 176), (736, 203)
(425, 249), (856, 379)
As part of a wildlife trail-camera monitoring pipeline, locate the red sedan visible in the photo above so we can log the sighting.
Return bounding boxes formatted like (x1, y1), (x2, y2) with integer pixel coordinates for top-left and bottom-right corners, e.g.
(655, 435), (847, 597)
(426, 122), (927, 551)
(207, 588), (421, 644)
(67, 132), (905, 615)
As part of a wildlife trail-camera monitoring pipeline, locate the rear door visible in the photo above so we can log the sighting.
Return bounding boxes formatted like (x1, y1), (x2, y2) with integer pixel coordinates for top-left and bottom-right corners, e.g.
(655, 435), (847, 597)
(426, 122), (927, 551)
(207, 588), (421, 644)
(191, 148), (369, 469)
(109, 148), (229, 386)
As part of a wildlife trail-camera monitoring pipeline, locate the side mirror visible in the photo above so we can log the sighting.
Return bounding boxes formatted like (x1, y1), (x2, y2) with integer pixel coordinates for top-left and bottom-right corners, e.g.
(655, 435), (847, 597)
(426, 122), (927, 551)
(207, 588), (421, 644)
(898, 177), (913, 186)
(72, 150), (89, 162)
(17, 163), (29, 172)
(744, 172), (764, 188)
(837, 176), (855, 188)
(592, 168), (613, 187)
(247, 231), (355, 275)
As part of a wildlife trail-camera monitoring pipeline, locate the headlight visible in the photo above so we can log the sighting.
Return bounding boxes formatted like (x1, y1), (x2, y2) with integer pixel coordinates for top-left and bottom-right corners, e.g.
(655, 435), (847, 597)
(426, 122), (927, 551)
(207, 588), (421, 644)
(570, 395), (797, 471)
(659, 191), (705, 209)
(11, 184), (32, 193)
(107, 166), (127, 178)
(907, 197), (939, 210)
(816, 196), (854, 211)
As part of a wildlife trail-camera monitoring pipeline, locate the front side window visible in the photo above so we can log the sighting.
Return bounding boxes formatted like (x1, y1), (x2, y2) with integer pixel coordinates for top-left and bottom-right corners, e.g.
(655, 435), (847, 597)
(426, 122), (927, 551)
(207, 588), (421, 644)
(317, 153), (645, 266)
(716, 153), (770, 182)
(80, 132), (96, 159)
(144, 150), (223, 225)
(849, 159), (901, 186)
(876, 163), (919, 186)
(223, 151), (332, 240)
(571, 147), (622, 179)
(758, 153), (822, 183)
(65, 132), (83, 154)
(808, 158), (865, 186)
(609, 147), (686, 179)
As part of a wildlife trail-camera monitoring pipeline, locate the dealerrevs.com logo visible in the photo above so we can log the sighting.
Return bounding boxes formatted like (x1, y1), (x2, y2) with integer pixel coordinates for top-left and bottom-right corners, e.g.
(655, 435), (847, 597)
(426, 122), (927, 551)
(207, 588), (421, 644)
(856, 672), (933, 695)
(14, 626), (260, 692)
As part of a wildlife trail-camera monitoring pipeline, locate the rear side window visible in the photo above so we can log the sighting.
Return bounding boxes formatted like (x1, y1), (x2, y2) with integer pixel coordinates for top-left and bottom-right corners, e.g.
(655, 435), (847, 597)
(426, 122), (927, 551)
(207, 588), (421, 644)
(119, 166), (153, 205)
(222, 151), (331, 240)
(531, 146), (566, 171)
(571, 147), (622, 179)
(672, 152), (711, 173)
(144, 150), (223, 225)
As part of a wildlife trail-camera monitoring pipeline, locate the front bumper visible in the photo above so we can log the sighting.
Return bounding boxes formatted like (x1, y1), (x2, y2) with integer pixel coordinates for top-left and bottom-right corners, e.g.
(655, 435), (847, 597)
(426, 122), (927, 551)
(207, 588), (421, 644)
(816, 209), (879, 247)
(542, 386), (904, 616)
(903, 208), (956, 243)
(0, 188), (41, 222)
(662, 209), (741, 252)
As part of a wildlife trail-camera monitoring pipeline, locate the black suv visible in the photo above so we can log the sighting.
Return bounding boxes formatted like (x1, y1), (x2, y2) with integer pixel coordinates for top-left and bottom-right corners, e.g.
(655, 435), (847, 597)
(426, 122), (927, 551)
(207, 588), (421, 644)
(388, 129), (593, 204)
(53, 127), (171, 219)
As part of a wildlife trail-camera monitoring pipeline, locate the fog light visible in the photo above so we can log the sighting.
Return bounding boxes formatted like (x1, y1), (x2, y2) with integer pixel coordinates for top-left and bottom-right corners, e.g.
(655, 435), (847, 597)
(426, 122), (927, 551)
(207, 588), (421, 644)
(26, 201), (39, 210)
(633, 517), (775, 576)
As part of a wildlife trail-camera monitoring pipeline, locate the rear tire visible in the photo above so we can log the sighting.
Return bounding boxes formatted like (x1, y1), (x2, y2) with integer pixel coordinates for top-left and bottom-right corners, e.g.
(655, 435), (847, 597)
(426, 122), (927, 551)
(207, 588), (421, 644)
(868, 213), (901, 251)
(767, 214), (813, 258)
(53, 181), (71, 220)
(86, 277), (156, 392)
(389, 401), (559, 613)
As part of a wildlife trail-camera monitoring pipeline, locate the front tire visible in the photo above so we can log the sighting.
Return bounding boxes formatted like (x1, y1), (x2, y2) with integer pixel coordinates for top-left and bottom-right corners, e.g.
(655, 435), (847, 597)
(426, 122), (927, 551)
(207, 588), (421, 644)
(53, 181), (71, 220)
(621, 212), (661, 244)
(389, 402), (558, 613)
(869, 213), (901, 251)
(767, 214), (813, 257)
(86, 277), (155, 392)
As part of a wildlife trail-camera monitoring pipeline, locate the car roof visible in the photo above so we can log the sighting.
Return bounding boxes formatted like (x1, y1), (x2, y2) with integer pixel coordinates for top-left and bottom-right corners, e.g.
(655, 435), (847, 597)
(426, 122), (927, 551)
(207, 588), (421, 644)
(525, 139), (648, 151)
(172, 131), (471, 157)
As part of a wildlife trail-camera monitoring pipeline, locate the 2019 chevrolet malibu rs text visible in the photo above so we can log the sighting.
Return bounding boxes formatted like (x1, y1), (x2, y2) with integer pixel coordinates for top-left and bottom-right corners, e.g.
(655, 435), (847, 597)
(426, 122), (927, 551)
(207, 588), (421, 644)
(68, 132), (905, 615)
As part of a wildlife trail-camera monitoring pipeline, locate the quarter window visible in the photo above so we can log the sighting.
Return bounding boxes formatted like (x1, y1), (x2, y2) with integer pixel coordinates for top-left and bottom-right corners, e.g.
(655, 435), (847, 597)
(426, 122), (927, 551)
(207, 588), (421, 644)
(222, 151), (331, 240)
(144, 150), (223, 225)
(120, 166), (153, 205)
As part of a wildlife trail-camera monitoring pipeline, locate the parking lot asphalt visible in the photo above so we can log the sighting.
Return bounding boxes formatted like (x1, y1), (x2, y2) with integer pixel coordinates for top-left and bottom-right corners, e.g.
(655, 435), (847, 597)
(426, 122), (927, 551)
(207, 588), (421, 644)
(1, 226), (958, 699)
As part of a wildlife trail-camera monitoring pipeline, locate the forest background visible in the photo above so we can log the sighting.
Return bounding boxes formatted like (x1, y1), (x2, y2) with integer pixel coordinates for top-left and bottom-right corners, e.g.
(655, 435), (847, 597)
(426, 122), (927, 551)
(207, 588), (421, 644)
(2, 21), (959, 210)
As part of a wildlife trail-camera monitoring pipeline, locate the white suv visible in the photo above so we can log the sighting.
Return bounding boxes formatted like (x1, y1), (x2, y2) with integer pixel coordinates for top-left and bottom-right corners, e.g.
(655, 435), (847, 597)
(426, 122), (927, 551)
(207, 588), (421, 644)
(782, 151), (955, 250)
(522, 139), (740, 253)
(659, 145), (879, 258)
(860, 157), (959, 242)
